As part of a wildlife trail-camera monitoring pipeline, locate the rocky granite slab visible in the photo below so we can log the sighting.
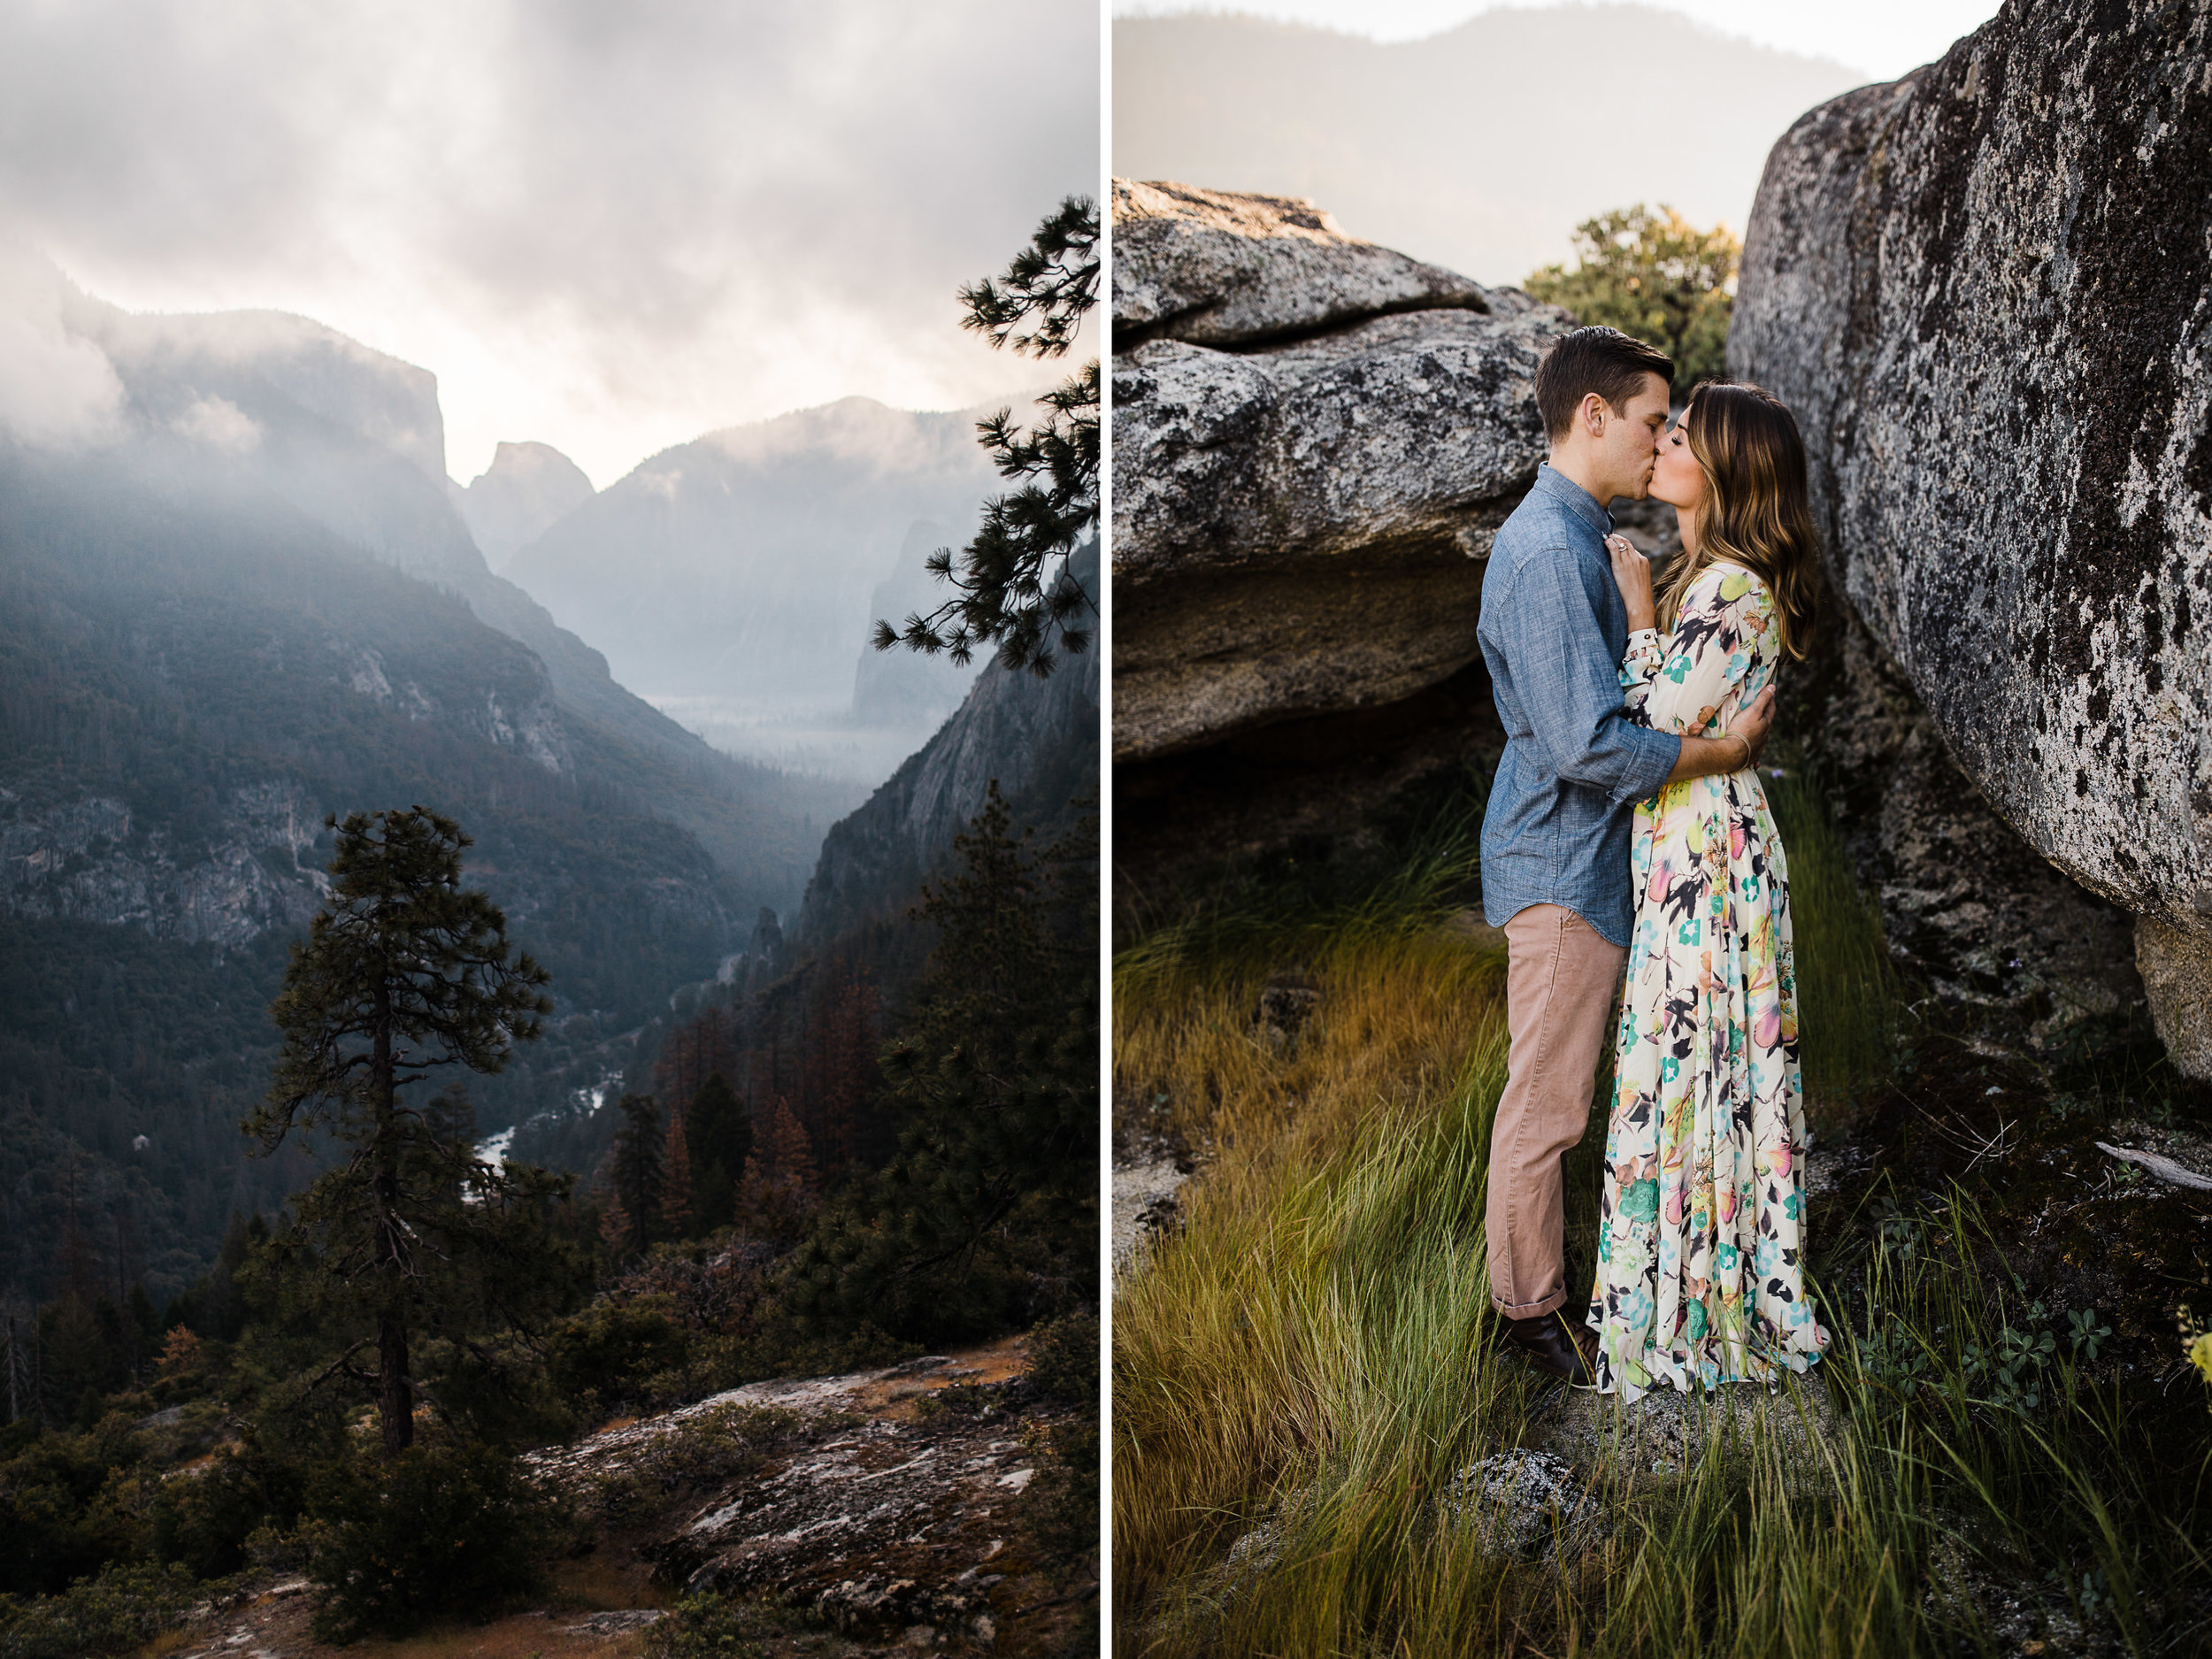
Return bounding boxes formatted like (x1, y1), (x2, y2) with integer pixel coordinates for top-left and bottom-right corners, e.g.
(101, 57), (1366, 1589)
(1114, 178), (1490, 349)
(1111, 180), (1572, 765)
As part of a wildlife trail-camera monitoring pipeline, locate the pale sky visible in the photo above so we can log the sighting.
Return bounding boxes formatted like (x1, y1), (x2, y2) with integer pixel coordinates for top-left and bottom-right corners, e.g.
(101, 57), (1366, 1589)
(0, 2), (1099, 488)
(1110, 0), (2008, 81)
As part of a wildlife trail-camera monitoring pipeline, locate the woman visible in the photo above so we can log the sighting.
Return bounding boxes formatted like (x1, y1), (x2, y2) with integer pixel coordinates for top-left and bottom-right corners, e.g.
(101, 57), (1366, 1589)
(1585, 380), (1827, 1400)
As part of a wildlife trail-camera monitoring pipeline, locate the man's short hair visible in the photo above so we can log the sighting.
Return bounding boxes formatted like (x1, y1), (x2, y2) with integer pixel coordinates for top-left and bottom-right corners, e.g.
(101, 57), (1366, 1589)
(1534, 326), (1674, 442)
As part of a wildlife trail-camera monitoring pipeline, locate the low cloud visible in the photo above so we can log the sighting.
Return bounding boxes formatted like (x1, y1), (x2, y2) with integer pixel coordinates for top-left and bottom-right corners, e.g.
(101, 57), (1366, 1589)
(173, 394), (260, 453)
(0, 246), (123, 449)
(0, 1), (1099, 484)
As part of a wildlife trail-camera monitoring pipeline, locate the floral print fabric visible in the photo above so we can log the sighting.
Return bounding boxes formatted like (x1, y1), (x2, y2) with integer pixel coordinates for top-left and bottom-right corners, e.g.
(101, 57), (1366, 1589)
(1586, 562), (1826, 1399)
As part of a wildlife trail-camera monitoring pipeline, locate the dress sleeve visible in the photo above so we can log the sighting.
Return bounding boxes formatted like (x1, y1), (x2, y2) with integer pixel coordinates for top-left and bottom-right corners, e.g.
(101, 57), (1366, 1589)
(1619, 628), (1665, 726)
(1640, 566), (1777, 738)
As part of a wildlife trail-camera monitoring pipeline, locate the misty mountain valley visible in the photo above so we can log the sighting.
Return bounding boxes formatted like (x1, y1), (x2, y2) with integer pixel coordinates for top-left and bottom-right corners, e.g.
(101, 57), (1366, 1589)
(0, 212), (1101, 1659)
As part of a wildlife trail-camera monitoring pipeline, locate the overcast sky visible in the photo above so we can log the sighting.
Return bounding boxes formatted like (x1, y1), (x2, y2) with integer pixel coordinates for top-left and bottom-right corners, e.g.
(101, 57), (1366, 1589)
(1110, 0), (2007, 81)
(0, 2), (1100, 488)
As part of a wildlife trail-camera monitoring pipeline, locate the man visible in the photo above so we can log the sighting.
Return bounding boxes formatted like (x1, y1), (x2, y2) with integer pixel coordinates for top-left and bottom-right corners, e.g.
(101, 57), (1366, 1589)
(1476, 326), (1775, 1383)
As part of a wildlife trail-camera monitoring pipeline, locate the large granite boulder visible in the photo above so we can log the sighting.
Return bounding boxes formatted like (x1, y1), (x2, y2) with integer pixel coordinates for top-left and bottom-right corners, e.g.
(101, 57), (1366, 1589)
(1732, 1), (2212, 1072)
(1112, 180), (1571, 818)
(1113, 178), (1490, 349)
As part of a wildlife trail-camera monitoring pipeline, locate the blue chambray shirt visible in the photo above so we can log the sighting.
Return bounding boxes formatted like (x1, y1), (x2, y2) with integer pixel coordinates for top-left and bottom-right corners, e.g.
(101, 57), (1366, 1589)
(1477, 464), (1681, 946)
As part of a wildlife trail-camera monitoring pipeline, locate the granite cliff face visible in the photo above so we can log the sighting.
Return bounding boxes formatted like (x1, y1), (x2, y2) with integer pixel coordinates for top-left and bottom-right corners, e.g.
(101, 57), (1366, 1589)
(0, 781), (326, 950)
(1111, 181), (1570, 896)
(1732, 0), (2212, 1071)
(506, 396), (1001, 718)
(796, 541), (1099, 946)
(457, 439), (595, 570)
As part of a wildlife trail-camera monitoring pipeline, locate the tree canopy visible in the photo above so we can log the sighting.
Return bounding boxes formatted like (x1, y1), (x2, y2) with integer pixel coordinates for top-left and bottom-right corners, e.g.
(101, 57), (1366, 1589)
(1525, 204), (1740, 392)
(783, 785), (1098, 1338)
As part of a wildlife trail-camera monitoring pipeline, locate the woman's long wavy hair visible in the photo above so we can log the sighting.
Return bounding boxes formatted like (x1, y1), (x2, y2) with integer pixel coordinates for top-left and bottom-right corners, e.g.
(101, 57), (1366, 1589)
(1658, 380), (1820, 659)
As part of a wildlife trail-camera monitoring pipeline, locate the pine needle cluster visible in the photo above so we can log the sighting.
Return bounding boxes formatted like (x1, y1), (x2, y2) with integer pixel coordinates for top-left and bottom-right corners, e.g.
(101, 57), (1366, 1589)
(874, 196), (1099, 677)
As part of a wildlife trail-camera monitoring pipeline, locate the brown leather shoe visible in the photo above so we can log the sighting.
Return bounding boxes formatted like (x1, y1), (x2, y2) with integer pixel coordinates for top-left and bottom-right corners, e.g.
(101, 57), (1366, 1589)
(1497, 1310), (1600, 1385)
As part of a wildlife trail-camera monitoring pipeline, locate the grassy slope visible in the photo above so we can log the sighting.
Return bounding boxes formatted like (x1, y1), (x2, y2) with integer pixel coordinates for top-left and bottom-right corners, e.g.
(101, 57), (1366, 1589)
(1112, 773), (2212, 1655)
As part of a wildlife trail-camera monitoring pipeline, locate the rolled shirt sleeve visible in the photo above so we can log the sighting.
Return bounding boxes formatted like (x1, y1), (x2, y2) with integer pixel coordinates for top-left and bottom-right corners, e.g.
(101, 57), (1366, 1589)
(1506, 549), (1679, 804)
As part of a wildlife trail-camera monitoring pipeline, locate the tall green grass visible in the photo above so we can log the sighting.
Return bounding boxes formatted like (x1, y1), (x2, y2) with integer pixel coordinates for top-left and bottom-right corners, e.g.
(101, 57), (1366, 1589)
(1114, 780), (2212, 1655)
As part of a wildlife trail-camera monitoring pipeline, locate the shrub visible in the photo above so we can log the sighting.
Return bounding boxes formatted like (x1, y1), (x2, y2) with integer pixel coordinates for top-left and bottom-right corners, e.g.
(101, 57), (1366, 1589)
(305, 1441), (565, 1641)
(0, 1417), (151, 1596)
(150, 1446), (272, 1578)
(0, 1562), (201, 1659)
(545, 1296), (690, 1418)
(588, 1403), (812, 1527)
(643, 1589), (830, 1657)
(1024, 1309), (1098, 1406)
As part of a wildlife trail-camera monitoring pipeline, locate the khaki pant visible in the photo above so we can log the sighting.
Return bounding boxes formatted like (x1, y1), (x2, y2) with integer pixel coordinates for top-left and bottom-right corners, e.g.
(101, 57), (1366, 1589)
(1486, 903), (1625, 1318)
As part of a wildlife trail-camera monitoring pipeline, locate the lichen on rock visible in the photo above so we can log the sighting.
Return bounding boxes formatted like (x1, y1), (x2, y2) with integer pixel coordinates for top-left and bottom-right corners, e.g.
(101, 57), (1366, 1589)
(1732, 0), (2212, 1071)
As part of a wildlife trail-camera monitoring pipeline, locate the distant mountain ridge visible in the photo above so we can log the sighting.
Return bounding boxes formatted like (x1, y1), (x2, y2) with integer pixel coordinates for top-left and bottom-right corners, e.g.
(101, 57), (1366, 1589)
(1113, 7), (1869, 286)
(26, 261), (850, 883)
(457, 440), (595, 571)
(504, 394), (1012, 719)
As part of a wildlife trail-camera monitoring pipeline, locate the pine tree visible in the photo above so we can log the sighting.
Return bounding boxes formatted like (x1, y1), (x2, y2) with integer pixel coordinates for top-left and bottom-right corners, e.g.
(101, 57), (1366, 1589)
(599, 1191), (634, 1256)
(247, 807), (558, 1457)
(874, 196), (1098, 676)
(662, 1107), (695, 1240)
(786, 784), (1097, 1337)
(687, 1072), (750, 1232)
(608, 1094), (664, 1254)
(760, 1099), (818, 1198)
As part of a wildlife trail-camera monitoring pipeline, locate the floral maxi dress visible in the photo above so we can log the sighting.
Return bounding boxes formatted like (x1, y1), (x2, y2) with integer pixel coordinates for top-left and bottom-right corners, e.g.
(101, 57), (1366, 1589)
(1586, 562), (1826, 1399)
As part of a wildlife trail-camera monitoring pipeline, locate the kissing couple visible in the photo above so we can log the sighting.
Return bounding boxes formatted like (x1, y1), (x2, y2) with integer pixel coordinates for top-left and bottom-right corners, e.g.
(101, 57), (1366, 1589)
(1477, 326), (1828, 1398)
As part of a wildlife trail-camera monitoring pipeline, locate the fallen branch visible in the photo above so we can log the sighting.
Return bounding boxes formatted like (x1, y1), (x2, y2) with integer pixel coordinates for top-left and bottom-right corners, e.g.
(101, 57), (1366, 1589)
(2094, 1142), (2212, 1192)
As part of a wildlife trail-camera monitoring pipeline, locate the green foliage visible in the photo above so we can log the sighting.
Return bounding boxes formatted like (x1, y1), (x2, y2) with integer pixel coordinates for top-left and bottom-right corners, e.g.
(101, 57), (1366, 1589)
(303, 1440), (564, 1642)
(643, 1589), (833, 1659)
(0, 1412), (149, 1596)
(607, 1094), (665, 1254)
(876, 196), (1098, 675)
(587, 1402), (814, 1527)
(1019, 1412), (1099, 1577)
(1525, 204), (1740, 390)
(0, 1561), (204, 1659)
(544, 1296), (691, 1420)
(245, 809), (585, 1456)
(1025, 1307), (1099, 1408)
(257, 808), (551, 1151)
(148, 1441), (299, 1580)
(168, 1212), (270, 1344)
(784, 787), (1097, 1340)
(242, 1142), (593, 1454)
